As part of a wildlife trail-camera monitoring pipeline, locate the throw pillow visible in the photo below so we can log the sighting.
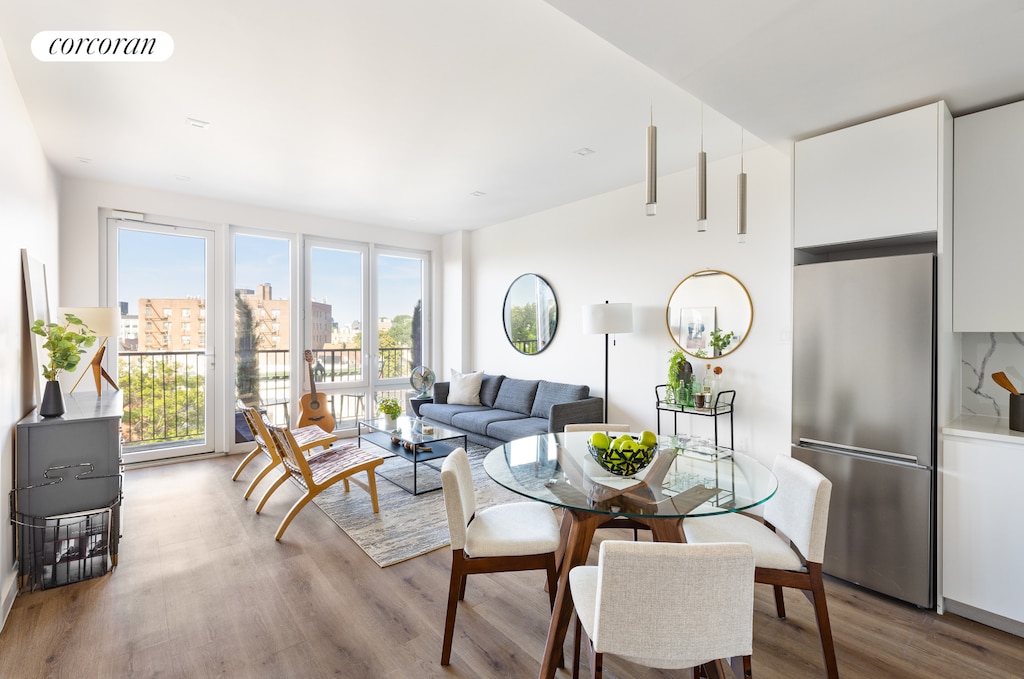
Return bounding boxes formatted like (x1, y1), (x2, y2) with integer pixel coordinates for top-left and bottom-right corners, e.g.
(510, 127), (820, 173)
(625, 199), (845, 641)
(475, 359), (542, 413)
(530, 381), (589, 418)
(492, 378), (540, 415)
(448, 369), (483, 406)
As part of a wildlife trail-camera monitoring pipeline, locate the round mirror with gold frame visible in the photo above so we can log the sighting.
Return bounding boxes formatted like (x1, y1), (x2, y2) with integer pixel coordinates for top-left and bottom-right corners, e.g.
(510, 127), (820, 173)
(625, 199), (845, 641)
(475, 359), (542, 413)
(503, 273), (558, 355)
(666, 269), (752, 358)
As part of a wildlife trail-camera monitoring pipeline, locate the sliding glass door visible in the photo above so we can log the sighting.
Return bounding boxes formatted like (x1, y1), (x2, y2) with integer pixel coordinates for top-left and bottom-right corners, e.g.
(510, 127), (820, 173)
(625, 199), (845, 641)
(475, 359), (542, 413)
(107, 218), (217, 463)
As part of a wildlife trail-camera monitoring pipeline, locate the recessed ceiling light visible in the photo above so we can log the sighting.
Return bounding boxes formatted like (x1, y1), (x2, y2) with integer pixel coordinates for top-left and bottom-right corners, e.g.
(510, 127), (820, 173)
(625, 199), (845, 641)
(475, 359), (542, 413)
(574, 147), (596, 156)
(185, 117), (210, 129)
(471, 191), (486, 197)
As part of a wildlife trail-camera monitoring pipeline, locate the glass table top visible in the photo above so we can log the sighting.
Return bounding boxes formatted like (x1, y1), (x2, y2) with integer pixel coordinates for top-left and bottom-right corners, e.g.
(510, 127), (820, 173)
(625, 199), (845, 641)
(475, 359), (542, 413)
(484, 431), (777, 519)
(359, 415), (465, 444)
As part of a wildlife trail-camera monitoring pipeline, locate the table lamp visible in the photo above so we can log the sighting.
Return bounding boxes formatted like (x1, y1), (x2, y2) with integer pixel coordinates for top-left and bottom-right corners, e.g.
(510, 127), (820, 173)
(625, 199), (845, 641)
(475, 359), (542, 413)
(582, 301), (633, 422)
(58, 306), (121, 395)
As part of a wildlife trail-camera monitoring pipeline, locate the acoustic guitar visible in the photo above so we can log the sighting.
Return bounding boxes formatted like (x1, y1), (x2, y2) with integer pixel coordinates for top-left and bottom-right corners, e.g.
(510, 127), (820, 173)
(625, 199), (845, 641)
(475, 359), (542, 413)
(298, 350), (336, 433)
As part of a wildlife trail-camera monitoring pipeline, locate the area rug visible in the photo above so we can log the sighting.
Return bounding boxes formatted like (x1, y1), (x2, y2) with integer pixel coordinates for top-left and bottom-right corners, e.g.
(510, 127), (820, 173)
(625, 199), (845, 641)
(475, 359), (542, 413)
(311, 443), (522, 567)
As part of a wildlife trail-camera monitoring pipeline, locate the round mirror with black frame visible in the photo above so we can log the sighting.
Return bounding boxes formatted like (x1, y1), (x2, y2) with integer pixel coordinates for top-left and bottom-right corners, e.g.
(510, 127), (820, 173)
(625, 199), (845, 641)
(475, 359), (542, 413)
(503, 273), (558, 355)
(666, 269), (752, 358)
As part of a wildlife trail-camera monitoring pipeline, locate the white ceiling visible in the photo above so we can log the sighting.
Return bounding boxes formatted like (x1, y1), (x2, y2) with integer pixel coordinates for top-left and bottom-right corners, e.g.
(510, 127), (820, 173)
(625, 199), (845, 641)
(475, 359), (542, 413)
(2, 0), (1023, 234)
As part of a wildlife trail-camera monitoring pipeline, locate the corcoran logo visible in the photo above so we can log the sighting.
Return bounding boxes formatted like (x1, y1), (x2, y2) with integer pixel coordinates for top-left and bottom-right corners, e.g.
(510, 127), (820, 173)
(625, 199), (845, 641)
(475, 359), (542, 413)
(31, 31), (174, 62)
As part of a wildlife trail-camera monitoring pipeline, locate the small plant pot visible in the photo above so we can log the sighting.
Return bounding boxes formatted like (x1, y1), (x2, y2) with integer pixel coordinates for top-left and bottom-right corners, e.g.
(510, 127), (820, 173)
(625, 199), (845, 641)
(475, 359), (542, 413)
(40, 380), (65, 418)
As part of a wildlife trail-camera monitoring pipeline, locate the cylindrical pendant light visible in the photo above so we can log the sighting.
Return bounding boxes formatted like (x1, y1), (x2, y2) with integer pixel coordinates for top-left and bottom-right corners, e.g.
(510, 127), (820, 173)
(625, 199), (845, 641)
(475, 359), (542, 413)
(646, 106), (657, 216)
(697, 103), (707, 232)
(737, 128), (747, 243)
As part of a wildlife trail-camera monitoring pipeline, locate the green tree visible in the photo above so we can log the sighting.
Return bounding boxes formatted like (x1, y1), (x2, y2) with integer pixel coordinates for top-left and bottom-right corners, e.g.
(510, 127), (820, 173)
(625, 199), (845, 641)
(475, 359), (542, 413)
(386, 314), (413, 347)
(120, 359), (205, 444)
(235, 291), (260, 406)
(411, 300), (422, 369)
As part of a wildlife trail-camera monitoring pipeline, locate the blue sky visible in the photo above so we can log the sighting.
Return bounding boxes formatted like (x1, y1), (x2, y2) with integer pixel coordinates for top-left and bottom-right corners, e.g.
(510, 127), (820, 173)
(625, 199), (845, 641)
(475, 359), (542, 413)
(119, 229), (422, 325)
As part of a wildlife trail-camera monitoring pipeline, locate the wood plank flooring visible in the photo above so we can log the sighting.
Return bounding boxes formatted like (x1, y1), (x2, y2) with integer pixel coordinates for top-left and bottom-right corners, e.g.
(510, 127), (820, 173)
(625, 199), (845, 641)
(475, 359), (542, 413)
(1, 453), (1022, 678)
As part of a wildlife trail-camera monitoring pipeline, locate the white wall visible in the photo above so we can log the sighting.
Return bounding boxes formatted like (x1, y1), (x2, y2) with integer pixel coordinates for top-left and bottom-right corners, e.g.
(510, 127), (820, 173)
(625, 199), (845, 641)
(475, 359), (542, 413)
(0, 39), (62, 629)
(463, 144), (793, 466)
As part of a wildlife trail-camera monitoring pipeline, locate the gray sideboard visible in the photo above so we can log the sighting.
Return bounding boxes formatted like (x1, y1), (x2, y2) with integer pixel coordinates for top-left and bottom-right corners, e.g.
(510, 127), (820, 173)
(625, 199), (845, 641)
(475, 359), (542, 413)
(14, 391), (123, 589)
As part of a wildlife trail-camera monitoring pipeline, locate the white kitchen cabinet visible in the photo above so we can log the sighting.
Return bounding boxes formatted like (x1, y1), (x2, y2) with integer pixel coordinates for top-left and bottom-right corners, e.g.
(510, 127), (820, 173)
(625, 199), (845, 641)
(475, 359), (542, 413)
(795, 101), (950, 249)
(953, 99), (1024, 331)
(942, 424), (1024, 633)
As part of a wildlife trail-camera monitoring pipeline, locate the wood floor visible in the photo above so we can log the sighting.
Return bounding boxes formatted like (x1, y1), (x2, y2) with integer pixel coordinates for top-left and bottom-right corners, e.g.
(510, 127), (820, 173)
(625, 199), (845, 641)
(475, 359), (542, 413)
(2, 453), (1022, 678)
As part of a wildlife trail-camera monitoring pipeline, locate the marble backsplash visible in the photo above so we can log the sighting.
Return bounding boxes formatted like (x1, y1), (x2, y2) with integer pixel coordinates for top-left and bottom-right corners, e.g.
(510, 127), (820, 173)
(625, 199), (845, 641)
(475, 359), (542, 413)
(962, 332), (1024, 417)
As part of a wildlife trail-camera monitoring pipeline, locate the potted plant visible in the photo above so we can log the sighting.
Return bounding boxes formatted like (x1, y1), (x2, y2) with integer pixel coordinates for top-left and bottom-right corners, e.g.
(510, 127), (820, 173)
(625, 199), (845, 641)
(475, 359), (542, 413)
(30, 314), (97, 417)
(667, 349), (694, 406)
(377, 397), (402, 428)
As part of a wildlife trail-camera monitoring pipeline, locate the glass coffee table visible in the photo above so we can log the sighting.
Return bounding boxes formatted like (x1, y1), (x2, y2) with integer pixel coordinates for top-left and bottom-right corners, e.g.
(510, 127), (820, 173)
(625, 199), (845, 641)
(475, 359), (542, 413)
(357, 415), (467, 495)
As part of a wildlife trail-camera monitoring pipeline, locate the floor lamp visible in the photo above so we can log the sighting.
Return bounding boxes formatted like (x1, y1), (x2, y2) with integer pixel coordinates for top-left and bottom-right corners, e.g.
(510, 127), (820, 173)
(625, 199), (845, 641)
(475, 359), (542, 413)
(58, 307), (122, 395)
(582, 301), (633, 423)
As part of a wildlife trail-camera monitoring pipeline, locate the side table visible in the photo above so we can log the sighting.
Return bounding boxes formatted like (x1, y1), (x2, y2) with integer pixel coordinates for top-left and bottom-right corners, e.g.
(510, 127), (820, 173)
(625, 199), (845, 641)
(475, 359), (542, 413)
(409, 394), (432, 417)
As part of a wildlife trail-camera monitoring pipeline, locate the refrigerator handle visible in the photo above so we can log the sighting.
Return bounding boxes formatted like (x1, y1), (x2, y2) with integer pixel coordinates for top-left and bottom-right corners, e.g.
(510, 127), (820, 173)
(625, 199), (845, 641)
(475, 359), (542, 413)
(797, 438), (920, 464)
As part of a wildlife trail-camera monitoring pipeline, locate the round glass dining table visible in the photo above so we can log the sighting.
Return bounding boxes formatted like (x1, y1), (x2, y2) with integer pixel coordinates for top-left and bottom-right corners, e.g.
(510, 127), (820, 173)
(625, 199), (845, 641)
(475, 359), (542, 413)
(484, 431), (778, 679)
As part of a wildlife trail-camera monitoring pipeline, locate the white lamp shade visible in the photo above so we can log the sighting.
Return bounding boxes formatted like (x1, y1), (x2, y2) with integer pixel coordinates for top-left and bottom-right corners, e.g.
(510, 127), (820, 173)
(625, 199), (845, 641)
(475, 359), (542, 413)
(582, 302), (633, 335)
(58, 307), (121, 337)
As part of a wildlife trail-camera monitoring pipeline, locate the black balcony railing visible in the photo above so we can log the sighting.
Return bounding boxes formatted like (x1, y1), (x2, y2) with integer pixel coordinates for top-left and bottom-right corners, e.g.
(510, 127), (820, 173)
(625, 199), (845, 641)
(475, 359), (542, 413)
(118, 351), (206, 447)
(118, 347), (414, 448)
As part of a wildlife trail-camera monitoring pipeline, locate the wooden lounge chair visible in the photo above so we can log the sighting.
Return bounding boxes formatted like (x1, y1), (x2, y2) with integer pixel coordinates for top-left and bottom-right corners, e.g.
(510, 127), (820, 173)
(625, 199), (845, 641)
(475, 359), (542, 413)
(238, 407), (338, 503)
(264, 426), (383, 540)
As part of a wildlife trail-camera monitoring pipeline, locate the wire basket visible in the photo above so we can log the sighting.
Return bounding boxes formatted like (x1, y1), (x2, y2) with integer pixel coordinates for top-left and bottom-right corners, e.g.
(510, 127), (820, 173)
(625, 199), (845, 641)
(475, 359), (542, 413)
(11, 500), (115, 592)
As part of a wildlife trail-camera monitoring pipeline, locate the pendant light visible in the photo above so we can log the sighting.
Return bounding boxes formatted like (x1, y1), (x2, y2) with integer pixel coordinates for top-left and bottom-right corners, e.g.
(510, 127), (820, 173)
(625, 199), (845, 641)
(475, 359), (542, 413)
(646, 105), (657, 216)
(737, 128), (748, 243)
(697, 102), (707, 232)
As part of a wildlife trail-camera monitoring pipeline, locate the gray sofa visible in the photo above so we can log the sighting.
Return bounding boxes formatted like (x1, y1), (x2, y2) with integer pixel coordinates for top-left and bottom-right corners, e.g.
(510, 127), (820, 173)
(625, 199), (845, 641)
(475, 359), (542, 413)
(419, 373), (604, 448)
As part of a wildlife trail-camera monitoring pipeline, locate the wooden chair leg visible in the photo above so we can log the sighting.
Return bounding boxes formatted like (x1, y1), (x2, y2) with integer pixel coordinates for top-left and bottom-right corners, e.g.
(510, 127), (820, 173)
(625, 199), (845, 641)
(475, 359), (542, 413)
(441, 552), (465, 665)
(589, 643), (602, 679)
(808, 565), (839, 679)
(244, 461), (278, 500)
(232, 445), (262, 480)
(545, 555), (557, 608)
(254, 470), (289, 512)
(365, 469), (380, 513)
(274, 492), (315, 540)
(572, 614), (582, 679)
(773, 584), (787, 618)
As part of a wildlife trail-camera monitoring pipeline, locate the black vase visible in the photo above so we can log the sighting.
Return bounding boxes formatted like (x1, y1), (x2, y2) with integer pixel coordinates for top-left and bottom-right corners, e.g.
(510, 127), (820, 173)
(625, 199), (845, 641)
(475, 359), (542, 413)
(40, 380), (65, 418)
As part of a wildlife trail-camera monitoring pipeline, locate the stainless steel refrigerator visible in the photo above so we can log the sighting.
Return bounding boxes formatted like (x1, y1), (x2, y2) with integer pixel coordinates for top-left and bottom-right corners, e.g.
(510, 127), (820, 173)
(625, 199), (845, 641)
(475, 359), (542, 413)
(792, 253), (935, 609)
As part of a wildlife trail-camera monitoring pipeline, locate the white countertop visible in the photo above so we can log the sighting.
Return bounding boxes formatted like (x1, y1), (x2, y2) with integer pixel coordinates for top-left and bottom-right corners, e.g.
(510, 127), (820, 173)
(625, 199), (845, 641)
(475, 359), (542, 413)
(943, 414), (1024, 445)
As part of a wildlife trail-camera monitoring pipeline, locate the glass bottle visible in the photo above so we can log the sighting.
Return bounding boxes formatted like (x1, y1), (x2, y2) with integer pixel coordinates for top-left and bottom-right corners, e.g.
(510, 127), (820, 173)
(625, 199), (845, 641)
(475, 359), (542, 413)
(680, 360), (694, 407)
(701, 363), (714, 408)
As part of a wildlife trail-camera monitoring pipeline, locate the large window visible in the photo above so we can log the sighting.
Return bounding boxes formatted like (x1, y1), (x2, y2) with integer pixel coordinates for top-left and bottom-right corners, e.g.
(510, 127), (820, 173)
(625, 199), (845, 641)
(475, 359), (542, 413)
(234, 232), (292, 429)
(305, 241), (429, 429)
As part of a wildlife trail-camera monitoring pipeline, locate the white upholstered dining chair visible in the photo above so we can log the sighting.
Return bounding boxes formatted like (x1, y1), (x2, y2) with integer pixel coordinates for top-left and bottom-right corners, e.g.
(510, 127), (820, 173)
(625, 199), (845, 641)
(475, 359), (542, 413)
(439, 447), (561, 666)
(563, 423), (631, 433)
(682, 454), (838, 678)
(570, 540), (755, 678)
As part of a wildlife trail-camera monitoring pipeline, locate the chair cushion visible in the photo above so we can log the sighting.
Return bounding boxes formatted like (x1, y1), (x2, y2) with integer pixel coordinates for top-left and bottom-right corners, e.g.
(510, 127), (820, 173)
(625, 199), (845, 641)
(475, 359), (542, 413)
(492, 378), (540, 415)
(682, 513), (804, 571)
(418, 403), (488, 426)
(464, 502), (560, 558)
(530, 380), (589, 418)
(451, 409), (526, 436)
(448, 369), (484, 405)
(485, 416), (550, 442)
(568, 565), (599, 638)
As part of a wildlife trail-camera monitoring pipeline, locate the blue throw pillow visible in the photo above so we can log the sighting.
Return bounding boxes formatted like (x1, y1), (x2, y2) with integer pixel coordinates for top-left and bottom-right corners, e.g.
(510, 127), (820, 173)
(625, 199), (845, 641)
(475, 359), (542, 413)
(530, 381), (589, 418)
(492, 379), (540, 415)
